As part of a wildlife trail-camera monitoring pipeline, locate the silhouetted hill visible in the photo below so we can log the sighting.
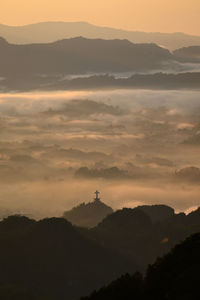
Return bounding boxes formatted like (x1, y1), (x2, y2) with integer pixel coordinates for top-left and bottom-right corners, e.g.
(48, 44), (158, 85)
(91, 208), (156, 268)
(63, 199), (113, 228)
(81, 273), (144, 300)
(174, 45), (200, 62)
(145, 233), (200, 299)
(82, 233), (200, 299)
(0, 37), (7, 44)
(2, 206), (200, 299)
(0, 37), (173, 78)
(0, 215), (136, 300)
(96, 208), (152, 232)
(90, 205), (200, 268)
(135, 205), (175, 222)
(1, 22), (200, 50)
(63, 202), (174, 229)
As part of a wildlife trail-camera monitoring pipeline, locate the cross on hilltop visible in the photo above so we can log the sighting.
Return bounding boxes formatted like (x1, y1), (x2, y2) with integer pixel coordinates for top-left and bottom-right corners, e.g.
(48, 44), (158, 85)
(94, 190), (100, 201)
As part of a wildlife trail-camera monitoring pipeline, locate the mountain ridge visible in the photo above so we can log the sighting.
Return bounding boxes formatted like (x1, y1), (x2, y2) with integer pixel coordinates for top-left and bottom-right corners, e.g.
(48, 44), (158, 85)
(1, 21), (200, 50)
(0, 36), (173, 77)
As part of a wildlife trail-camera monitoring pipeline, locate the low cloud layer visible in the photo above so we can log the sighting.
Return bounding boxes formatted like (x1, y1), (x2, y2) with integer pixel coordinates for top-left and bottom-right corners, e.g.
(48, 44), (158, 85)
(0, 89), (199, 218)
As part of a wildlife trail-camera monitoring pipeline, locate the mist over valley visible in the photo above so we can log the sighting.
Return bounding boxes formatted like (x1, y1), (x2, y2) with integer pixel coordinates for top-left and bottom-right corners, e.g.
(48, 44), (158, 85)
(0, 89), (199, 218)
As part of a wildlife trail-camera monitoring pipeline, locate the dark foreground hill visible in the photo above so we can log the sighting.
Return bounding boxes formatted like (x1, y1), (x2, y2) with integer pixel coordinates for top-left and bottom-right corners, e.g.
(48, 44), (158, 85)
(1, 205), (200, 299)
(0, 215), (135, 300)
(82, 233), (200, 299)
(89, 206), (200, 268)
(1, 22), (200, 50)
(135, 205), (174, 222)
(81, 233), (200, 300)
(0, 36), (172, 78)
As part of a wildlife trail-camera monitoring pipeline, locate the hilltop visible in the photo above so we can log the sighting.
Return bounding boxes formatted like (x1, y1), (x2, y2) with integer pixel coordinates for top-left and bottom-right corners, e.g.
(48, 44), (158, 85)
(63, 195), (113, 228)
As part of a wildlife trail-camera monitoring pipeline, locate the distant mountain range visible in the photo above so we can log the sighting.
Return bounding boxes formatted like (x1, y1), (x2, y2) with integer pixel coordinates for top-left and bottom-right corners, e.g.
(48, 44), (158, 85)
(0, 36), (173, 78)
(2, 72), (200, 92)
(174, 45), (200, 61)
(0, 36), (200, 92)
(53, 72), (200, 91)
(1, 21), (200, 50)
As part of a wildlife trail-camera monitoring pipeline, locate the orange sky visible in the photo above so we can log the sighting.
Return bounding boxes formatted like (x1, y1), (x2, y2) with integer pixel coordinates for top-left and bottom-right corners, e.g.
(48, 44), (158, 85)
(1, 0), (200, 35)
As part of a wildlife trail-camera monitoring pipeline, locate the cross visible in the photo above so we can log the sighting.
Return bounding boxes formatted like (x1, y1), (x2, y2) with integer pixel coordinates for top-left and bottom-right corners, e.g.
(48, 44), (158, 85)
(94, 190), (100, 200)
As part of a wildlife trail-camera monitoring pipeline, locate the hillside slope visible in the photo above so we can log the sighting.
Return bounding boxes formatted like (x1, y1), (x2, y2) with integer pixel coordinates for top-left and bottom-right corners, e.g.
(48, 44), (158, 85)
(82, 233), (200, 299)
(0, 215), (135, 299)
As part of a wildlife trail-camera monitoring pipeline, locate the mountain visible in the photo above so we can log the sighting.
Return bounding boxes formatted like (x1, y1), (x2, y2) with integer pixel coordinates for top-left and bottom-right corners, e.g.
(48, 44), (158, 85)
(0, 215), (136, 300)
(63, 197), (113, 228)
(0, 37), (173, 78)
(1, 36), (200, 93)
(81, 233), (200, 299)
(174, 45), (200, 62)
(89, 205), (200, 269)
(90, 208), (157, 268)
(1, 205), (200, 299)
(1, 22), (200, 50)
(135, 205), (174, 223)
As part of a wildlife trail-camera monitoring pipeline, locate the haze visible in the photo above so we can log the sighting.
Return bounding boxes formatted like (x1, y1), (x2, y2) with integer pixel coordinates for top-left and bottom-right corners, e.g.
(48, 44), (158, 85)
(0, 89), (199, 218)
(1, 0), (200, 35)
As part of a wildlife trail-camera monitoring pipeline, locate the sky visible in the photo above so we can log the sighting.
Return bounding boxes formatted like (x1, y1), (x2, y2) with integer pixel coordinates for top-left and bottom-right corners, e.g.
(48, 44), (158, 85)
(1, 0), (200, 35)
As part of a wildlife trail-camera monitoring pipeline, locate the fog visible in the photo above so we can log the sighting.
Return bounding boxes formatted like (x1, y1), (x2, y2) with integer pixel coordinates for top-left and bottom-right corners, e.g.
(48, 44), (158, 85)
(0, 89), (199, 218)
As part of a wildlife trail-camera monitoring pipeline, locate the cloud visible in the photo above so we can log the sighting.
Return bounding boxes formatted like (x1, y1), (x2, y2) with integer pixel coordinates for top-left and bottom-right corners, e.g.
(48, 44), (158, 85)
(75, 166), (129, 179)
(183, 132), (200, 145)
(43, 99), (126, 118)
(175, 167), (200, 183)
(135, 154), (174, 167)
